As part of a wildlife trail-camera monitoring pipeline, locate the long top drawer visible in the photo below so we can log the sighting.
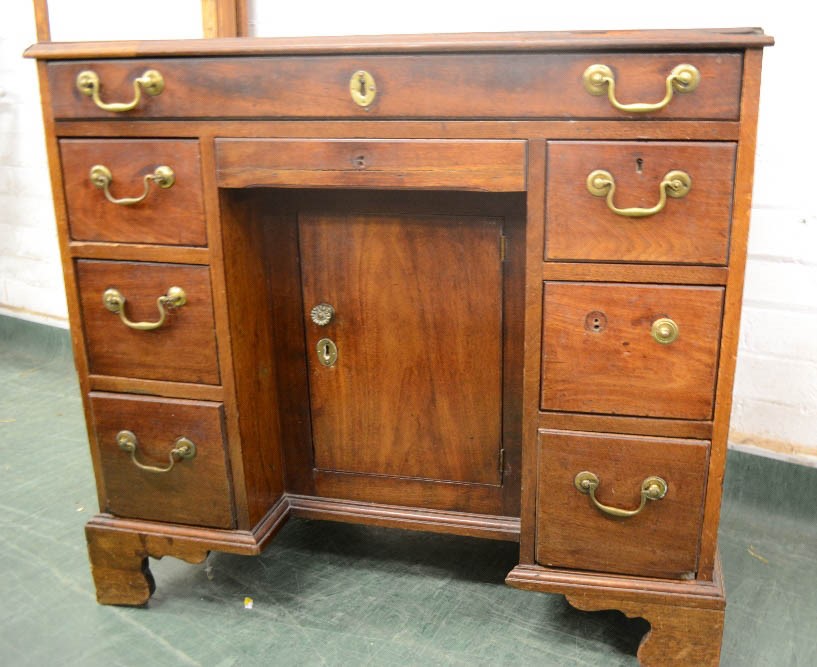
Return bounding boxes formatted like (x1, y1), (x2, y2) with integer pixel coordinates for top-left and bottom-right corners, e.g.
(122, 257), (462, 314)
(46, 52), (742, 120)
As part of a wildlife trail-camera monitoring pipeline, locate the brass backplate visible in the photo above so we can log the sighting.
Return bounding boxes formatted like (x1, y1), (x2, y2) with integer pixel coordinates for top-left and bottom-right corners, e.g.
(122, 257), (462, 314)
(350, 70), (376, 107)
(316, 338), (338, 366)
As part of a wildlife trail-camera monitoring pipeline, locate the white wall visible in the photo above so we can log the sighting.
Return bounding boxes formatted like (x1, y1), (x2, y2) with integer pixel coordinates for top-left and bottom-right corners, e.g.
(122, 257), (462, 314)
(0, 0), (203, 326)
(1, 1), (814, 466)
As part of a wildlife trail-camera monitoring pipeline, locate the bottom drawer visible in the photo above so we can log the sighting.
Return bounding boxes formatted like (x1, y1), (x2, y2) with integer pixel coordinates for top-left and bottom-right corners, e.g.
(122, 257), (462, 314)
(536, 429), (709, 579)
(90, 393), (234, 528)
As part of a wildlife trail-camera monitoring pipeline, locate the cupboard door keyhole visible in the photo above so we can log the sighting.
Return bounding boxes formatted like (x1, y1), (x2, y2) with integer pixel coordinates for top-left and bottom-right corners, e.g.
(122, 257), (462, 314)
(316, 338), (338, 366)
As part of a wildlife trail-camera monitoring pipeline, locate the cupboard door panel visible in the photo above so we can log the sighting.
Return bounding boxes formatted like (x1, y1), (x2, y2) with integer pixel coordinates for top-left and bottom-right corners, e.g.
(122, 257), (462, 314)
(300, 213), (504, 485)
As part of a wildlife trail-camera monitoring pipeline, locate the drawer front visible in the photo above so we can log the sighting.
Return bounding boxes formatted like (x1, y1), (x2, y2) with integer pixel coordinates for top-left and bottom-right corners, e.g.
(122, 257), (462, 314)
(215, 139), (526, 191)
(536, 430), (709, 579)
(60, 139), (206, 246)
(541, 282), (723, 419)
(545, 141), (737, 264)
(90, 393), (233, 528)
(76, 260), (220, 384)
(48, 52), (741, 120)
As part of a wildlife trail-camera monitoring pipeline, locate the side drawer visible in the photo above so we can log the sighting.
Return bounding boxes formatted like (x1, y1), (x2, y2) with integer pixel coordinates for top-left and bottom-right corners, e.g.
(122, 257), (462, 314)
(90, 393), (234, 528)
(47, 52), (741, 120)
(76, 260), (220, 384)
(536, 429), (709, 579)
(541, 282), (723, 420)
(60, 139), (206, 246)
(545, 141), (737, 264)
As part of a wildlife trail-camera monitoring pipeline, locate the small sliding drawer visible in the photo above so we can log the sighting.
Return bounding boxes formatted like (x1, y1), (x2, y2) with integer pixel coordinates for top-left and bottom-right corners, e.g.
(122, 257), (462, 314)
(76, 260), (219, 384)
(215, 139), (526, 191)
(536, 430), (709, 579)
(47, 53), (741, 120)
(542, 282), (723, 420)
(60, 139), (206, 246)
(545, 141), (737, 264)
(90, 393), (233, 528)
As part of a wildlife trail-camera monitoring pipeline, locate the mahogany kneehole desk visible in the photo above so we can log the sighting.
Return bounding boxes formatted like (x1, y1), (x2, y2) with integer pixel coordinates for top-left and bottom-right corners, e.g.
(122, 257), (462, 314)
(26, 28), (773, 666)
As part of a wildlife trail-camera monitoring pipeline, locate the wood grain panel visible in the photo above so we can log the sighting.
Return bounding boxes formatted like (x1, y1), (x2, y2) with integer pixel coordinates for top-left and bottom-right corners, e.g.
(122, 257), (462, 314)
(699, 48), (767, 580)
(216, 139), (526, 191)
(506, 562), (726, 666)
(76, 260), (220, 384)
(69, 242), (209, 264)
(312, 471), (505, 516)
(539, 412), (713, 440)
(257, 188), (523, 513)
(88, 375), (224, 401)
(536, 430), (709, 578)
(26, 29), (772, 61)
(542, 282), (724, 419)
(518, 140), (547, 563)
(219, 190), (288, 527)
(46, 53), (741, 120)
(60, 140), (206, 246)
(84, 496), (290, 605)
(27, 29), (773, 62)
(541, 262), (728, 286)
(546, 141), (737, 264)
(288, 494), (518, 541)
(53, 119), (741, 141)
(90, 393), (233, 528)
(300, 213), (504, 485)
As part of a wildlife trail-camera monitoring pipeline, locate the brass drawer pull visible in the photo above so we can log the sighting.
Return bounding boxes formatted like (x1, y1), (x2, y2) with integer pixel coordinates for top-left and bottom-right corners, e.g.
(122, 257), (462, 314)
(103, 286), (186, 331)
(90, 164), (175, 206)
(651, 317), (680, 344)
(76, 69), (164, 112)
(310, 303), (336, 326)
(586, 169), (691, 218)
(574, 471), (668, 518)
(582, 63), (700, 113)
(116, 430), (196, 474)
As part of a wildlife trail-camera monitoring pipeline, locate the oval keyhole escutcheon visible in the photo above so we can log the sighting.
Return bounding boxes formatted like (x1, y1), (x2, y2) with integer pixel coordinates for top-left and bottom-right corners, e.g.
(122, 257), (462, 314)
(316, 338), (338, 367)
(349, 70), (376, 107)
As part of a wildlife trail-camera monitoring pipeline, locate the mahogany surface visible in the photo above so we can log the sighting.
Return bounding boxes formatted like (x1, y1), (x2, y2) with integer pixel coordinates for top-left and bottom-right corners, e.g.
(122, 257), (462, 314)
(28, 24), (771, 665)
(536, 430), (710, 578)
(545, 141), (737, 264)
(300, 212), (504, 484)
(541, 282), (724, 419)
(90, 392), (234, 528)
(45, 53), (743, 121)
(215, 138), (527, 191)
(75, 260), (220, 384)
(60, 139), (206, 246)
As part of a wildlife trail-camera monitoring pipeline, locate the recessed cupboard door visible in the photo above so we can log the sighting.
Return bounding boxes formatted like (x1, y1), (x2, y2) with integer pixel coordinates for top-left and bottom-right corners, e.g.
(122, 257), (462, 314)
(299, 213), (504, 485)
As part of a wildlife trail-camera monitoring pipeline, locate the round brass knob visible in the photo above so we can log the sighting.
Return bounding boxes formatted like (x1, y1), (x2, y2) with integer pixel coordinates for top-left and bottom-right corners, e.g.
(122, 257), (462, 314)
(310, 303), (335, 327)
(651, 317), (679, 344)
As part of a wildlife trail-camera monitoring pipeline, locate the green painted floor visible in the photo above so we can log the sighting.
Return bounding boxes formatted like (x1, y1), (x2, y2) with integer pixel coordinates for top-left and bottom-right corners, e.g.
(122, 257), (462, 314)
(1, 315), (815, 666)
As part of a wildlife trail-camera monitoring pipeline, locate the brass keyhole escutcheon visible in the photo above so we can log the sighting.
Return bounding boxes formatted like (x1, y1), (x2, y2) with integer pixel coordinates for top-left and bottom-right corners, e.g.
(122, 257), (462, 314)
(317, 338), (338, 367)
(350, 70), (376, 107)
